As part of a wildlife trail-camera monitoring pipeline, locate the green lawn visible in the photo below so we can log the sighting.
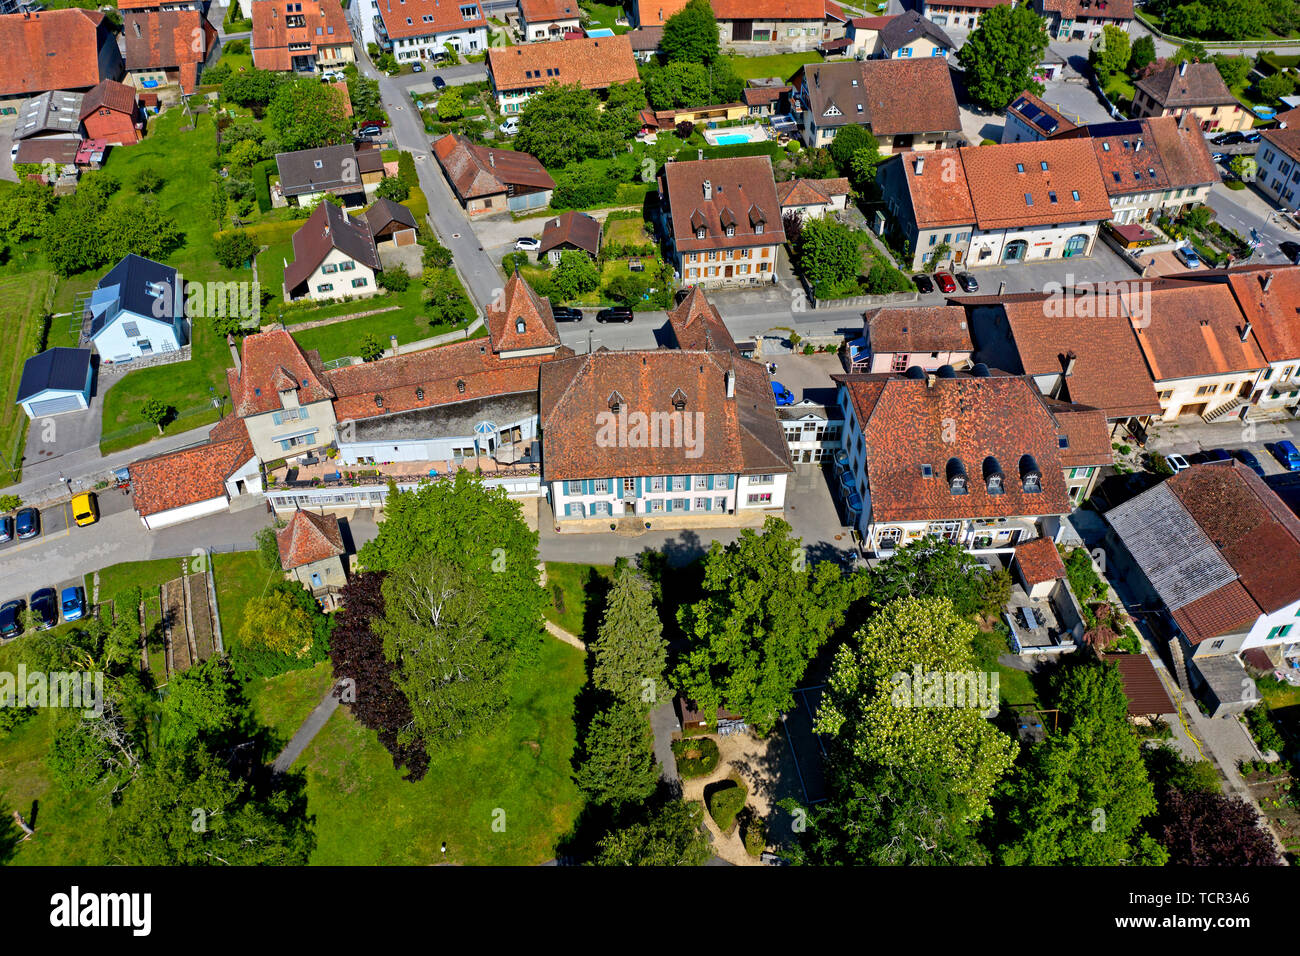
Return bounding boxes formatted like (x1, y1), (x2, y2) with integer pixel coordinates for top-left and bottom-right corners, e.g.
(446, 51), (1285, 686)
(212, 549), (281, 650)
(96, 108), (257, 455)
(972, 628), (1039, 708)
(89, 556), (189, 603)
(0, 271), (56, 486)
(245, 660), (338, 753)
(292, 635), (586, 864)
(543, 561), (616, 640)
(603, 216), (653, 249)
(580, 1), (631, 33)
(725, 51), (824, 82)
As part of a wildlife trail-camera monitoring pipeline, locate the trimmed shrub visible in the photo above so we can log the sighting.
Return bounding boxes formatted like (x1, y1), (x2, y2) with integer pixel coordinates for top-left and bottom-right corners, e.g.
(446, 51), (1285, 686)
(253, 158), (276, 213)
(672, 736), (720, 778)
(706, 776), (748, 834)
(742, 810), (766, 857)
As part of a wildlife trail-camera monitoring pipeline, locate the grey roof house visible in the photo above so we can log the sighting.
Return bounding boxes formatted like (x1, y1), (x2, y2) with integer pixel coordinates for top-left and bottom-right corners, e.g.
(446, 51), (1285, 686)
(16, 347), (93, 418)
(84, 254), (188, 363)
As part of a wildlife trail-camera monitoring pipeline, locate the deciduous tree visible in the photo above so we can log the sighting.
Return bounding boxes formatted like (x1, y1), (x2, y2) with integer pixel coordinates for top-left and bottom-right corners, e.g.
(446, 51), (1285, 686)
(661, 0), (719, 64)
(593, 799), (712, 865)
(957, 4), (1050, 110)
(267, 78), (352, 151)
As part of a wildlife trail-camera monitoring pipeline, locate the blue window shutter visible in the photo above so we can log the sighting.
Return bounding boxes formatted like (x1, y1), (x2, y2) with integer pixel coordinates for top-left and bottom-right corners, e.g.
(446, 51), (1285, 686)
(561, 480), (569, 495)
(707, 474), (714, 490)
(636, 476), (643, 496)
(272, 411), (282, 425)
(665, 498), (672, 513)
(280, 440), (291, 451)
(728, 475), (735, 489)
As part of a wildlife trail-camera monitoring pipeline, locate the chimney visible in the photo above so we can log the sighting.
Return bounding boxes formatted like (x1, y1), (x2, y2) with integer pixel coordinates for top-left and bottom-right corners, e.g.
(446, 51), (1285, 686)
(913, 155), (925, 175)
(703, 179), (712, 200)
(725, 368), (735, 398)
(1264, 272), (1274, 292)
(697, 148), (703, 161)
(1179, 60), (1188, 76)
(926, 372), (936, 389)
(1064, 351), (1077, 377)
(228, 335), (242, 374)
(390, 334), (399, 356)
(1241, 321), (1252, 343)
(1135, 138), (1142, 152)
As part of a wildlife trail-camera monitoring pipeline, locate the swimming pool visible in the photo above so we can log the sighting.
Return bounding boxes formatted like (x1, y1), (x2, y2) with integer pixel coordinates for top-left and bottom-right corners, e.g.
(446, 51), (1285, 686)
(587, 28), (615, 37)
(715, 134), (751, 145)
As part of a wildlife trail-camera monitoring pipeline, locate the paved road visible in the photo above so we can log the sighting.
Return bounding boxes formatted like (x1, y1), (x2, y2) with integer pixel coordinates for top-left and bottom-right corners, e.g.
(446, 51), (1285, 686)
(1206, 181), (1300, 263)
(356, 54), (504, 312)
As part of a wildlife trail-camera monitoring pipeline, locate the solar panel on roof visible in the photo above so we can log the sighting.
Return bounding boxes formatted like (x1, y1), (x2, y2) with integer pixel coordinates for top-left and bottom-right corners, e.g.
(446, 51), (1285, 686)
(1040, 117), (1058, 133)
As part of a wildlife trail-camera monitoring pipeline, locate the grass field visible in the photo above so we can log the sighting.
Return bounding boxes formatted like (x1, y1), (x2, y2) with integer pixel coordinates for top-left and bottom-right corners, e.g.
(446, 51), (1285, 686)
(89, 556), (191, 603)
(0, 271), (56, 486)
(96, 109), (256, 454)
(603, 216), (653, 249)
(245, 660), (338, 753)
(972, 628), (1038, 708)
(292, 634), (586, 864)
(212, 549), (281, 649)
(724, 51), (823, 82)
(580, 1), (631, 33)
(543, 561), (616, 640)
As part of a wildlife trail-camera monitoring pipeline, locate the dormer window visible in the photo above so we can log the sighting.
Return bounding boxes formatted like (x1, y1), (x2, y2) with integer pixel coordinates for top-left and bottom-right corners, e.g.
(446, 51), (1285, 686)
(515, 317), (526, 334)
(983, 456), (1004, 495)
(416, 387), (425, 400)
(608, 390), (624, 413)
(671, 388), (687, 411)
(726, 225), (734, 237)
(374, 394), (384, 408)
(696, 227), (706, 240)
(755, 222), (764, 235)
(1020, 454), (1041, 493)
(946, 457), (968, 495)
(456, 379), (466, 394)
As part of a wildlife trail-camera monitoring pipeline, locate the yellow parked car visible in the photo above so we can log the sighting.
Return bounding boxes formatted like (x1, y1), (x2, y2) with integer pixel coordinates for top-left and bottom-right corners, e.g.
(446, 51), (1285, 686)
(71, 492), (98, 527)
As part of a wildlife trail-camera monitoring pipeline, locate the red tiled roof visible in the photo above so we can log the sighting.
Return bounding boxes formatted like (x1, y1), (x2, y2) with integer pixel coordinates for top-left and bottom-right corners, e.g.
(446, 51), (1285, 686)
(326, 337), (567, 422)
(0, 9), (114, 98)
(539, 211), (602, 257)
(1039, 0), (1133, 18)
(433, 133), (555, 200)
(1168, 462), (1300, 616)
(800, 58), (959, 137)
(79, 80), (138, 121)
(539, 349), (792, 480)
(668, 287), (739, 353)
(252, 0), (353, 71)
(865, 305), (972, 355)
(1170, 581), (1260, 644)
(1262, 123), (1300, 164)
(377, 0), (487, 39)
(486, 272), (563, 353)
(488, 35), (637, 93)
(1135, 60), (1235, 109)
(1013, 536), (1066, 585)
(1104, 653), (1175, 717)
(1007, 89), (1076, 137)
(923, 0), (1011, 8)
(712, 0), (826, 18)
(896, 149), (975, 229)
(130, 416), (254, 517)
(959, 138), (1113, 230)
(228, 328), (335, 418)
(1224, 266), (1300, 365)
(1041, 397), (1113, 467)
(777, 177), (850, 207)
(743, 85), (789, 107)
(276, 509), (345, 569)
(999, 297), (1162, 420)
(836, 370), (1074, 523)
(1147, 113), (1220, 189)
(662, 156), (785, 254)
(1127, 279), (1267, 382)
(123, 10), (214, 93)
(1090, 119), (1172, 196)
(634, 0), (689, 26)
(519, 0), (581, 21)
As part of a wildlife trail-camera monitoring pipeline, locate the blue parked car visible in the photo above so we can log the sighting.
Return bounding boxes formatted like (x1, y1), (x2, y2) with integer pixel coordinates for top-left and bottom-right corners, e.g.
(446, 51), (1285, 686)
(15, 507), (38, 539)
(1271, 439), (1300, 472)
(61, 586), (86, 622)
(771, 381), (795, 406)
(1232, 448), (1267, 478)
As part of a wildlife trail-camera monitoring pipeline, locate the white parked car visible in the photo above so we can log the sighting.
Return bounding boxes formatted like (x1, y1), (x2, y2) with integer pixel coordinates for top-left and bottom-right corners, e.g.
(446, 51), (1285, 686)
(1165, 453), (1191, 474)
(499, 118), (520, 135)
(9, 143), (19, 161)
(514, 237), (540, 252)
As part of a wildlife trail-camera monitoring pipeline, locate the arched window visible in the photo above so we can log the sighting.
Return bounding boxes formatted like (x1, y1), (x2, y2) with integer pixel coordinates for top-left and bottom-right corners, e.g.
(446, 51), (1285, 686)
(1003, 239), (1028, 262)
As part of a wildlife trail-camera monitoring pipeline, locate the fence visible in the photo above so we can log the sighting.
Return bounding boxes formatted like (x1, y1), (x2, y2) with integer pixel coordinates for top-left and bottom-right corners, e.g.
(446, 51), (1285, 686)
(99, 344), (193, 376)
(98, 401), (219, 452)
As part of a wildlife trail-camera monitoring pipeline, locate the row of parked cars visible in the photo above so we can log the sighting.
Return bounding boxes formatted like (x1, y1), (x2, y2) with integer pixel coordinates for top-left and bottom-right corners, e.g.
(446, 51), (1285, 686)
(0, 493), (99, 543)
(1162, 441), (1300, 476)
(550, 305), (634, 324)
(914, 271), (979, 295)
(0, 586), (87, 639)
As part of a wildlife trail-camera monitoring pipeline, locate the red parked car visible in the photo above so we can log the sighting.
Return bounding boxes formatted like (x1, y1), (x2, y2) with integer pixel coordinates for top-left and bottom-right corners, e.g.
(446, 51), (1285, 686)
(934, 271), (957, 294)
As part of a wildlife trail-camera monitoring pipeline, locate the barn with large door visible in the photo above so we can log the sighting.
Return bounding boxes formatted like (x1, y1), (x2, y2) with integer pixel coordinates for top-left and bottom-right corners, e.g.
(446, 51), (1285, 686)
(16, 348), (93, 419)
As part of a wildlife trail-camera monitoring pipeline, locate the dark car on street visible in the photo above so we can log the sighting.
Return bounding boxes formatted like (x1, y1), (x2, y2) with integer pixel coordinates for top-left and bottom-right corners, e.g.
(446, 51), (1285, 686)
(432, 75), (447, 91)
(1281, 241), (1300, 264)
(1190, 448), (1233, 464)
(551, 306), (584, 322)
(912, 273), (934, 294)
(0, 515), (11, 543)
(30, 588), (57, 631)
(956, 272), (979, 293)
(0, 599), (25, 638)
(15, 507), (38, 539)
(1232, 448), (1267, 478)
(596, 307), (633, 323)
